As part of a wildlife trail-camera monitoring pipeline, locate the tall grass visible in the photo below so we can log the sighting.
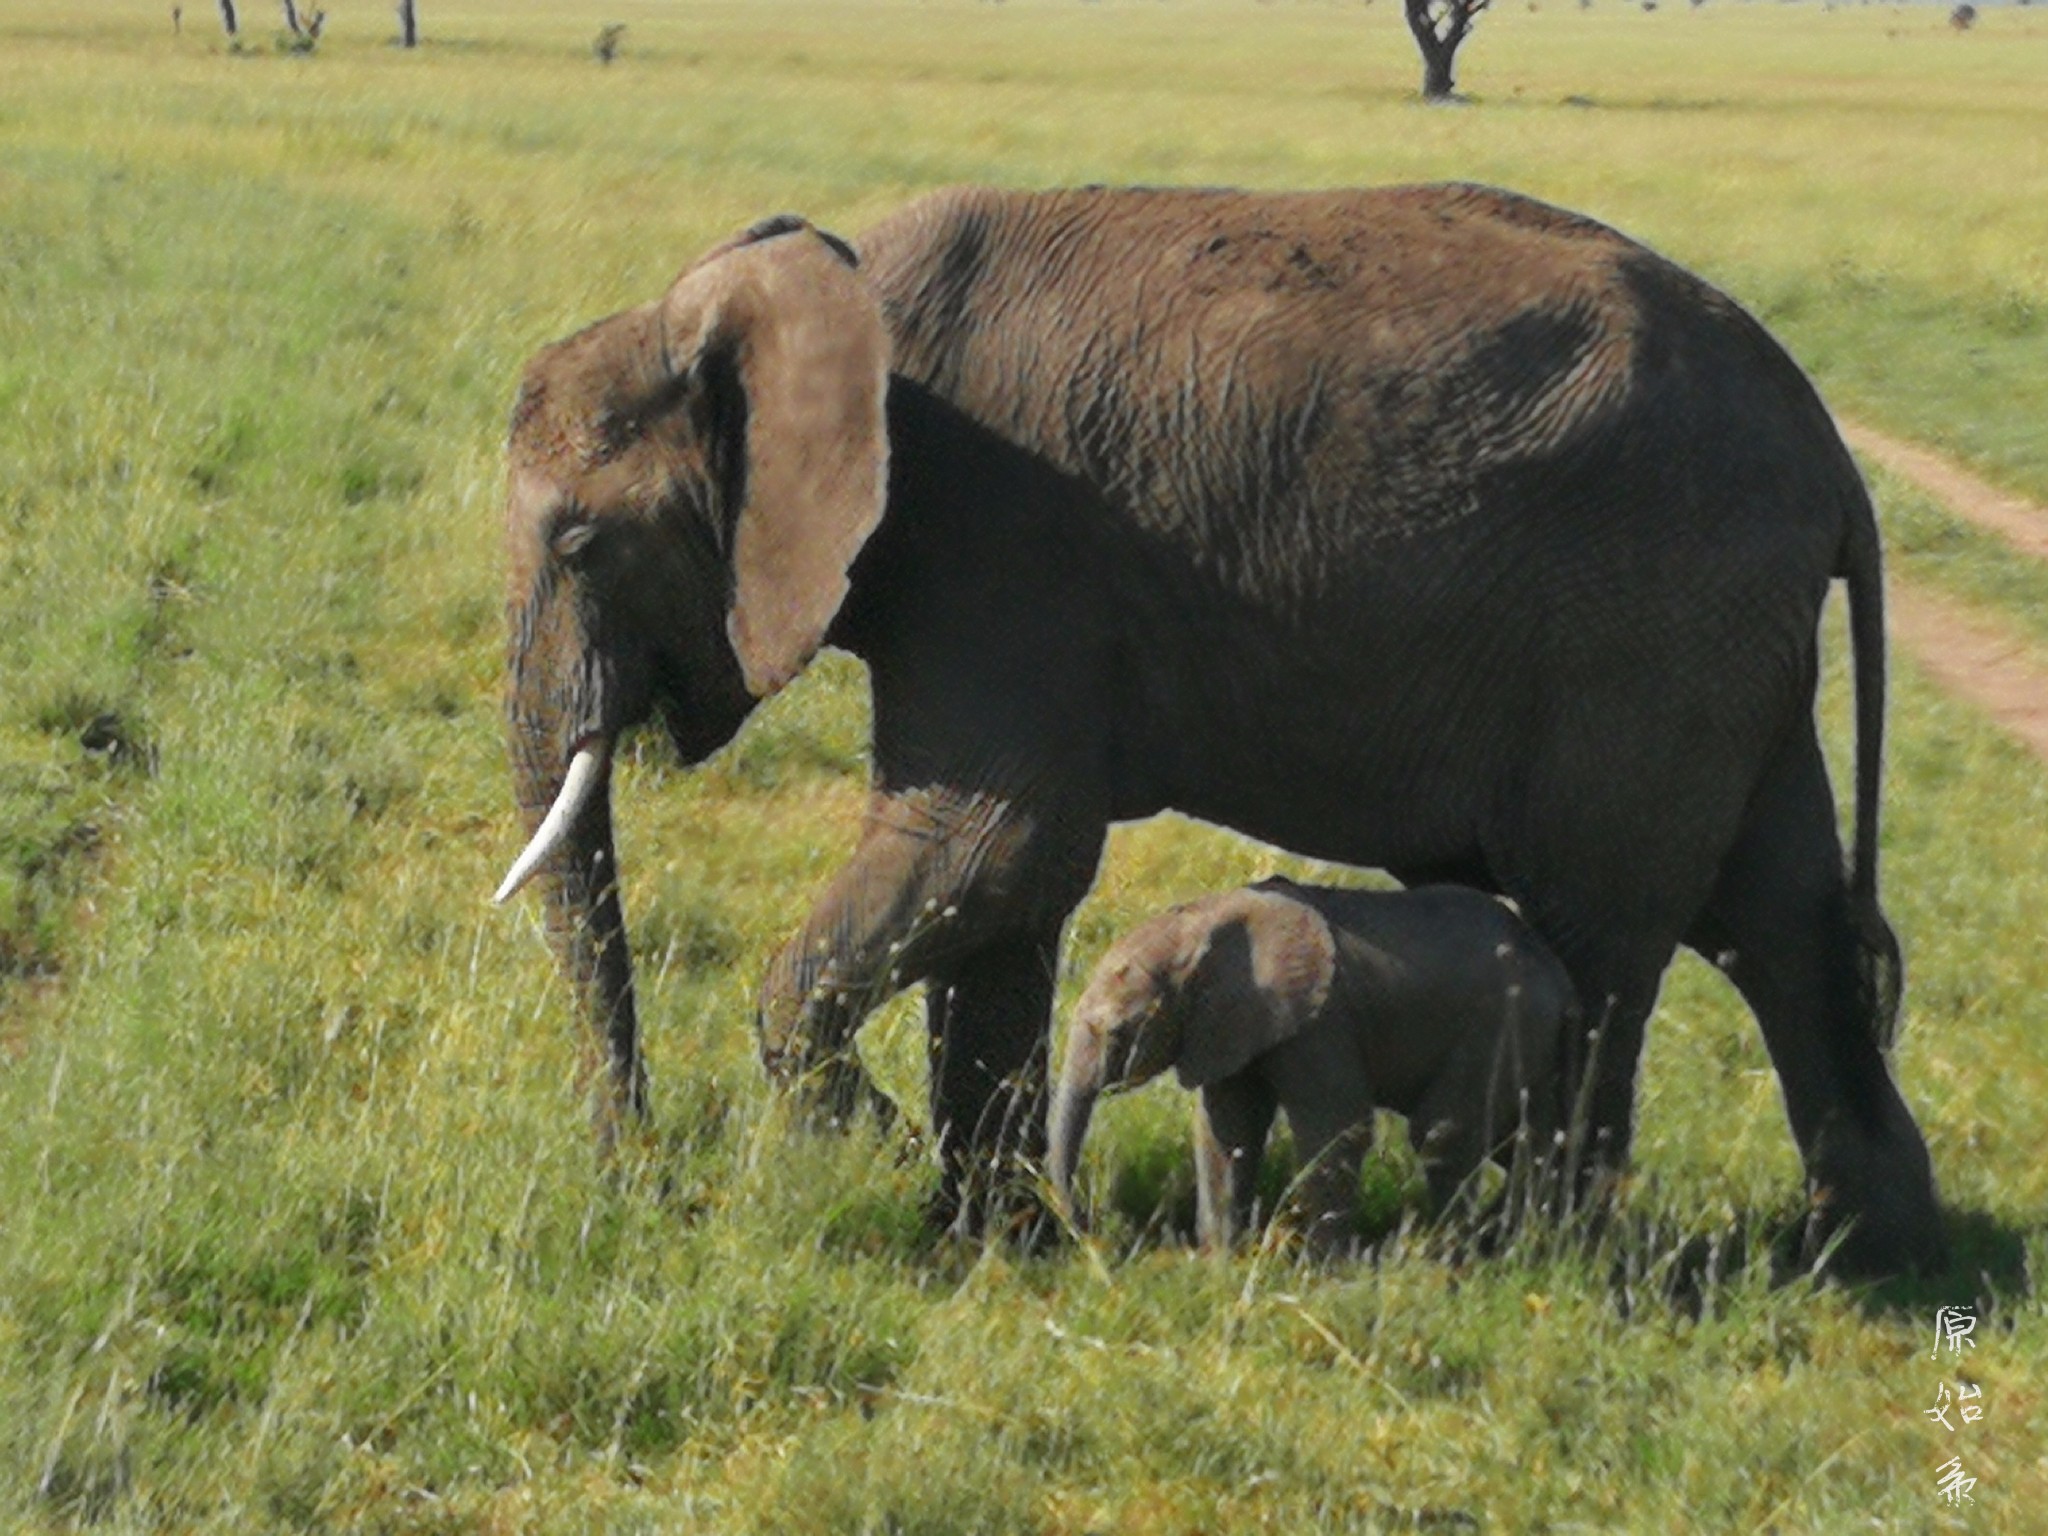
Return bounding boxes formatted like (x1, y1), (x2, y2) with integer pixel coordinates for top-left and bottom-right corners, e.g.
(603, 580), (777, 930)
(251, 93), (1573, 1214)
(2, 1), (2045, 1528)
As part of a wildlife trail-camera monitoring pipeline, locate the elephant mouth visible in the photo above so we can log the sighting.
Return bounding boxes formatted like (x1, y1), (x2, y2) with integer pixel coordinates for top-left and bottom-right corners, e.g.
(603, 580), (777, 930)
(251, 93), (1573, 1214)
(492, 735), (612, 904)
(658, 689), (744, 767)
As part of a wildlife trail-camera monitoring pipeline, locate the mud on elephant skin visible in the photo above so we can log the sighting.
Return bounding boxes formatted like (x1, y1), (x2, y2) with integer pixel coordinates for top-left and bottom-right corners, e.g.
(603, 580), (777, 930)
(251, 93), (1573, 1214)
(494, 183), (1943, 1274)
(1047, 879), (1576, 1254)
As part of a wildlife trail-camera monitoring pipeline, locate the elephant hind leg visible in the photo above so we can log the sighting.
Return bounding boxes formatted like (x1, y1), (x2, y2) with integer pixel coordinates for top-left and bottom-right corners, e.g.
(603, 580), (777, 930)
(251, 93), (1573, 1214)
(1409, 1078), (1514, 1218)
(1492, 740), (1728, 1196)
(1684, 728), (1945, 1277)
(1502, 901), (1674, 1201)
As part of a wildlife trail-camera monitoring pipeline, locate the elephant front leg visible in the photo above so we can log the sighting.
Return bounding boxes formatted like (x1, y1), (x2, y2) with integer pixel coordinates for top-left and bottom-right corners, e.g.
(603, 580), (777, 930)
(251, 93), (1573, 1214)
(758, 786), (1106, 1204)
(1195, 1076), (1278, 1251)
(1289, 1118), (1374, 1259)
(924, 926), (1069, 1238)
(1264, 1042), (1375, 1258)
(756, 813), (953, 1127)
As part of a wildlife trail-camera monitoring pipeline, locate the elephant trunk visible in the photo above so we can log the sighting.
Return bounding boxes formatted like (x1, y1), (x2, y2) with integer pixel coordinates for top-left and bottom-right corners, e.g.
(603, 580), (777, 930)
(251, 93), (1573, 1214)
(507, 722), (646, 1151)
(1047, 1026), (1107, 1218)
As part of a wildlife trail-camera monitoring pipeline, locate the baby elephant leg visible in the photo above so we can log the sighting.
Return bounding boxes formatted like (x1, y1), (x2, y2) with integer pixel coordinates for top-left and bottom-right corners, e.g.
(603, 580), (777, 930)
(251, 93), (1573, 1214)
(1263, 1038), (1375, 1258)
(1194, 1076), (1278, 1251)
(1410, 1043), (1546, 1218)
(1409, 1093), (1497, 1216)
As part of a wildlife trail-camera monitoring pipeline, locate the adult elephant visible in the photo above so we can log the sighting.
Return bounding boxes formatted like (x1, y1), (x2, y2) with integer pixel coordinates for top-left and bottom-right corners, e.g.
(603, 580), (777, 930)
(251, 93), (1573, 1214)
(493, 184), (1944, 1275)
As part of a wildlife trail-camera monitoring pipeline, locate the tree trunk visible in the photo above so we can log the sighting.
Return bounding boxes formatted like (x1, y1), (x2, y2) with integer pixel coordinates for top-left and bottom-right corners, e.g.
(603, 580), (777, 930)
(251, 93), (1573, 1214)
(395, 0), (417, 47)
(1420, 42), (1457, 99)
(1404, 0), (1482, 100)
(217, 0), (237, 37)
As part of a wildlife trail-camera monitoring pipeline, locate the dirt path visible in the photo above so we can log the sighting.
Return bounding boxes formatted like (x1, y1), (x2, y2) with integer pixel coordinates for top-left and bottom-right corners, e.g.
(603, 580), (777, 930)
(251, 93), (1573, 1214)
(1838, 419), (2048, 766)
(1888, 583), (2048, 762)
(1840, 420), (2048, 563)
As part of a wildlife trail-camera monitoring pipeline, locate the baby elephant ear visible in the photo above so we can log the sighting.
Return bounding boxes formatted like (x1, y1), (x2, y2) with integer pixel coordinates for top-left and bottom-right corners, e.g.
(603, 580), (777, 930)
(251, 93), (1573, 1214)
(1175, 888), (1338, 1089)
(662, 220), (890, 699)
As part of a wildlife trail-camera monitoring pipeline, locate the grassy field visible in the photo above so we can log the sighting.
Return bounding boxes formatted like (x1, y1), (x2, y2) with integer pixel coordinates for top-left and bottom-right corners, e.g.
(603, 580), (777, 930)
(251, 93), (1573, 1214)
(3, 0), (2046, 1528)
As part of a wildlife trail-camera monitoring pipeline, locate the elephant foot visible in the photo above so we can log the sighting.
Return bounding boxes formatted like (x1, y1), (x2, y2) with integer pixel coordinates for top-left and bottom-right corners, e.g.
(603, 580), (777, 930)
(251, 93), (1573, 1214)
(1503, 1127), (1623, 1232)
(1277, 1180), (1364, 1263)
(1297, 1219), (1362, 1265)
(1801, 1120), (1948, 1279)
(1477, 1149), (1627, 1263)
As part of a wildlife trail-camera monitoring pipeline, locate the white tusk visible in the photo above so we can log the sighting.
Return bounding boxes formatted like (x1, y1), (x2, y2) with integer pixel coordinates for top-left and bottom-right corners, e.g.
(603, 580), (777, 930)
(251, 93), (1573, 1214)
(492, 743), (609, 905)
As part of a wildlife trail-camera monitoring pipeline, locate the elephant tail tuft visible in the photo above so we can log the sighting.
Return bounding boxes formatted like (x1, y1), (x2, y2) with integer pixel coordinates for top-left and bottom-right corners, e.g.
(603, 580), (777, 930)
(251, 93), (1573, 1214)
(1854, 902), (1904, 1052)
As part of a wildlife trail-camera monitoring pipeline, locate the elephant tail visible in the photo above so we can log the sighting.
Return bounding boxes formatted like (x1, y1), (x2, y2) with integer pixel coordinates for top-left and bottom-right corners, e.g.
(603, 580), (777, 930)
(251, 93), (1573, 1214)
(1839, 469), (1904, 1047)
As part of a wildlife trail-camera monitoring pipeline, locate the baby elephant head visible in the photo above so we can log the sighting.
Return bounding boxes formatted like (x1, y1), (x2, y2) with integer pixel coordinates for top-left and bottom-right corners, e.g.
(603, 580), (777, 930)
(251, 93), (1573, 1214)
(1046, 885), (1337, 1215)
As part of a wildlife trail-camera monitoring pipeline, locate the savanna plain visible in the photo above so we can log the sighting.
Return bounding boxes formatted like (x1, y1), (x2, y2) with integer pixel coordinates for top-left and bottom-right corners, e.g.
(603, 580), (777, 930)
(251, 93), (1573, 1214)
(2, 0), (2046, 1528)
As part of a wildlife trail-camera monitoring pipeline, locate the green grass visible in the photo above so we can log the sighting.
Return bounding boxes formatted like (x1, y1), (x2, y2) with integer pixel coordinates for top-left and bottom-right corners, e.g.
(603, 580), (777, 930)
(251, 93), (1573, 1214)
(3, 1), (2046, 1528)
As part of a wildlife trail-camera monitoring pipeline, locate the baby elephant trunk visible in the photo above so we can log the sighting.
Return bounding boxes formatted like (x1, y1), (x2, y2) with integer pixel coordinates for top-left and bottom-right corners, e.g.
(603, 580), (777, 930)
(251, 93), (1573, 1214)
(1046, 1025), (1108, 1217)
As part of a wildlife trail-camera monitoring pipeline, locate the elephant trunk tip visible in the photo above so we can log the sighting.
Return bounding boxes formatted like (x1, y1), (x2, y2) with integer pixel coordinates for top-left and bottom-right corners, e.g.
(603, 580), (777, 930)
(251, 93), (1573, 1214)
(1046, 1080), (1101, 1213)
(494, 740), (610, 904)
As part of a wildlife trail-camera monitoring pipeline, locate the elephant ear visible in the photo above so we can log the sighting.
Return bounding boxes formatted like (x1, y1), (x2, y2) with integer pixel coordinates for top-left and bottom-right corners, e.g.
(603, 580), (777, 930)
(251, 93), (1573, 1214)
(661, 218), (890, 699)
(1174, 889), (1338, 1090)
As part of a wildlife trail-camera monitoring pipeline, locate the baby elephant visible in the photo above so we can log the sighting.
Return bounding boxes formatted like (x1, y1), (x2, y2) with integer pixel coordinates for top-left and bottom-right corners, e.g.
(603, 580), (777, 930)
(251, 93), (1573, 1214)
(1047, 877), (1577, 1252)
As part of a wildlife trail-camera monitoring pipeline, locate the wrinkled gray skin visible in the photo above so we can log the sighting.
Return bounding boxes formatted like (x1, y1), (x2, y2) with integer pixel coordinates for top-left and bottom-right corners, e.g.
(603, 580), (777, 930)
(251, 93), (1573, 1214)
(498, 183), (1943, 1274)
(1048, 879), (1577, 1252)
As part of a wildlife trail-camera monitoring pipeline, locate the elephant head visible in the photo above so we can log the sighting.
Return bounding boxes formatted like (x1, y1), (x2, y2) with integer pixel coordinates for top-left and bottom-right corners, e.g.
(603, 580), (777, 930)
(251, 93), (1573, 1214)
(494, 217), (890, 1145)
(1046, 887), (1337, 1212)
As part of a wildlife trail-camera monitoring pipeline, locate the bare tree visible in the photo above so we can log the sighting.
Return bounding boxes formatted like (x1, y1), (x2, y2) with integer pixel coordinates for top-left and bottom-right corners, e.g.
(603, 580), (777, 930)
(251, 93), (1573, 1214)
(280, 0), (324, 48)
(1405, 0), (1489, 100)
(396, 0), (418, 46)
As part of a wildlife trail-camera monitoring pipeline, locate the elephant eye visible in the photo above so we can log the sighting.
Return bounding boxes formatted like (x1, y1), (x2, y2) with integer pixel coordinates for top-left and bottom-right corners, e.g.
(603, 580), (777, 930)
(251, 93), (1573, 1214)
(596, 408), (645, 456)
